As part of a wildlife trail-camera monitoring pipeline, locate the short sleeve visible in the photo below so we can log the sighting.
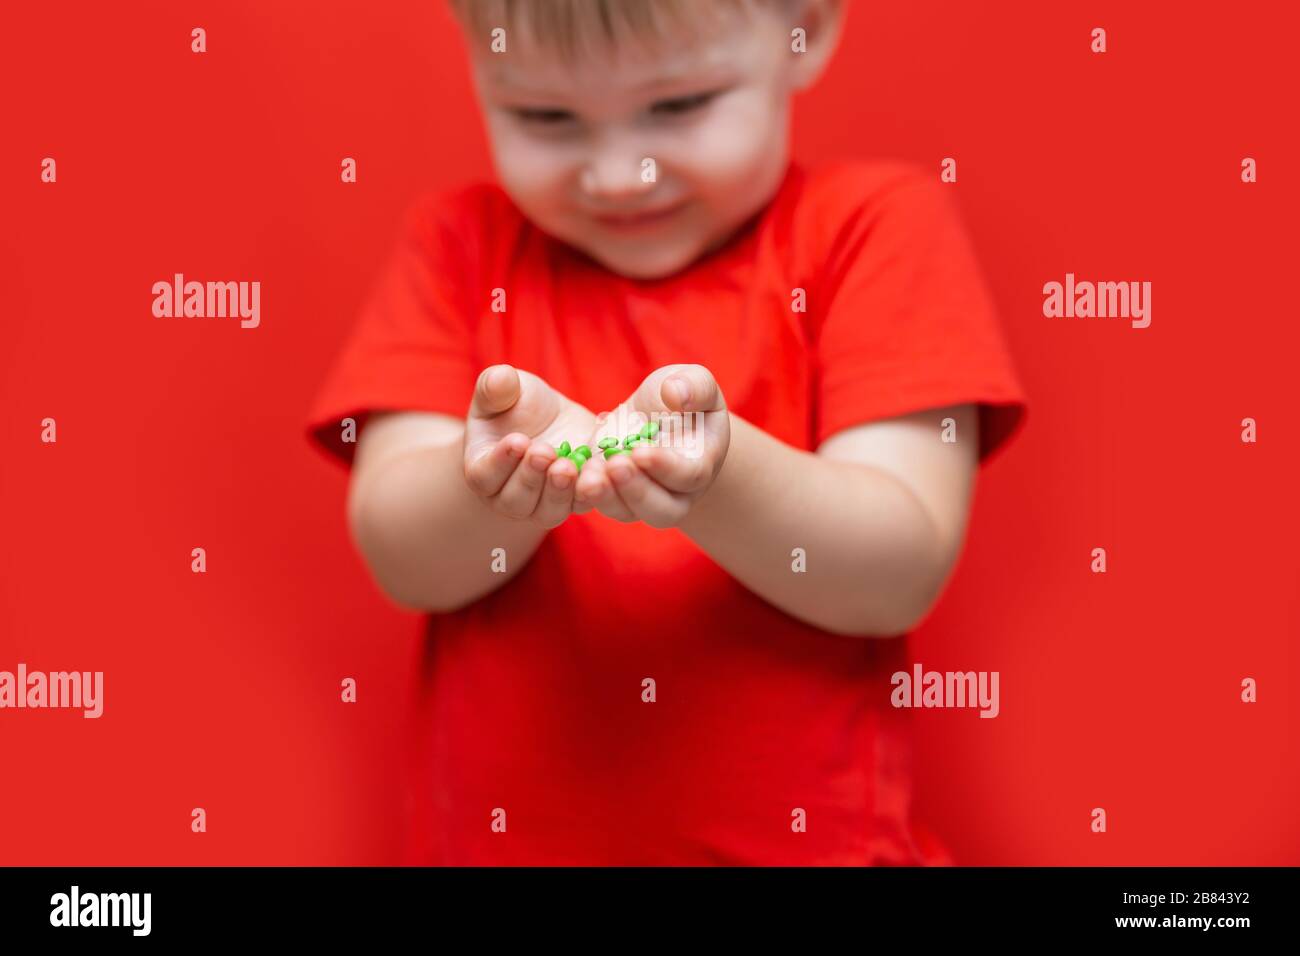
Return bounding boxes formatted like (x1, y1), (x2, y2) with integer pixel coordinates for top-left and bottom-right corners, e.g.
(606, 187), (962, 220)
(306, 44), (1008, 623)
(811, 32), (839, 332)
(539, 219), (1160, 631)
(304, 187), (486, 469)
(812, 164), (1027, 464)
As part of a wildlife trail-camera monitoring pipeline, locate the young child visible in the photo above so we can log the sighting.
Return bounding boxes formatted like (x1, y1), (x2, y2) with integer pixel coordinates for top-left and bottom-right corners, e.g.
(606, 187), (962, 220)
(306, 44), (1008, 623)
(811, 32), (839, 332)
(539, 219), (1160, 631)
(306, 0), (1027, 865)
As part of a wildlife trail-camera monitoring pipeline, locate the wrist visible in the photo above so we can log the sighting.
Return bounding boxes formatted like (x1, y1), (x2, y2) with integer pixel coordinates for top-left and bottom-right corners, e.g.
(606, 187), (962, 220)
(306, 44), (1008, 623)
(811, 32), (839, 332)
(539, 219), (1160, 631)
(678, 413), (743, 537)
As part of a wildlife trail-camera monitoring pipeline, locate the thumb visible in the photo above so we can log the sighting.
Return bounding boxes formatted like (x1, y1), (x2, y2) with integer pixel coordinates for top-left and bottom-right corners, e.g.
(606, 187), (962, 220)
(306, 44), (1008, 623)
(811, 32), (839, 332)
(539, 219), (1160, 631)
(471, 364), (521, 418)
(661, 365), (723, 413)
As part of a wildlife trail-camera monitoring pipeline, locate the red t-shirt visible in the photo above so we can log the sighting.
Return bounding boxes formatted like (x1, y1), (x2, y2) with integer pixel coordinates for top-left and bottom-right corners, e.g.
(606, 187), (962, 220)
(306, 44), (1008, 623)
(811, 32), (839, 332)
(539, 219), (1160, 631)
(305, 159), (1027, 865)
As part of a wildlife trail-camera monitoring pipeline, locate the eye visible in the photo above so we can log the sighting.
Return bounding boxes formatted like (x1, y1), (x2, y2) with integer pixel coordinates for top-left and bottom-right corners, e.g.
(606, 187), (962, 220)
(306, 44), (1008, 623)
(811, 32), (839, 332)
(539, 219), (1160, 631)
(650, 90), (721, 116)
(511, 107), (577, 125)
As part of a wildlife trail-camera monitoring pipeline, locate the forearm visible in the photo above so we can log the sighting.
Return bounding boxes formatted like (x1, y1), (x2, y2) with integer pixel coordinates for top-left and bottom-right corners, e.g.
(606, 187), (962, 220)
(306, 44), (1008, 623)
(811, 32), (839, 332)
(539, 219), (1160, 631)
(678, 415), (949, 637)
(348, 439), (548, 613)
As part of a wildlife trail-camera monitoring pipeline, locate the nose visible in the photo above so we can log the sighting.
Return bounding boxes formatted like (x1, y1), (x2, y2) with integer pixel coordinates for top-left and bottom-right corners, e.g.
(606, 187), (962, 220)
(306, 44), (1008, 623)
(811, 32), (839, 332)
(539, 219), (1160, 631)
(579, 132), (657, 202)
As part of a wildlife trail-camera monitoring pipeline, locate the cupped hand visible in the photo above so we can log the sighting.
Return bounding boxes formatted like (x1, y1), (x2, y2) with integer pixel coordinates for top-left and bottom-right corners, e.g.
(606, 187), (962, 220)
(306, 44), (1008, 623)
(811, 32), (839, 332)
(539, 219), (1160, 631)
(462, 364), (598, 528)
(573, 364), (731, 528)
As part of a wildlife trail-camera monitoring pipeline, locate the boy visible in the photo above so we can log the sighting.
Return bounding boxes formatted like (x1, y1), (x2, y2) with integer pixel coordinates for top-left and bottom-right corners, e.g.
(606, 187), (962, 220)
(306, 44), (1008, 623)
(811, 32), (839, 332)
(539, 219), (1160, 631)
(306, 0), (1027, 865)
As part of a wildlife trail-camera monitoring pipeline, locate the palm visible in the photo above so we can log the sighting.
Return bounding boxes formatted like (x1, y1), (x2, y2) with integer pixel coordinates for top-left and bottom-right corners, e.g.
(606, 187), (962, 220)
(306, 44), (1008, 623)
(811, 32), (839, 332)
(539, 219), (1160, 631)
(465, 368), (595, 457)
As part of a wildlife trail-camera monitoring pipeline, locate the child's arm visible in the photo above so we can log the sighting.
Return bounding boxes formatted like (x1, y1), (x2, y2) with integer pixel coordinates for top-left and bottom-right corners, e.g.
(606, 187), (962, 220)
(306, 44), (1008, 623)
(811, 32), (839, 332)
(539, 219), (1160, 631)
(348, 410), (551, 613)
(679, 405), (978, 637)
(578, 364), (979, 637)
(348, 365), (598, 613)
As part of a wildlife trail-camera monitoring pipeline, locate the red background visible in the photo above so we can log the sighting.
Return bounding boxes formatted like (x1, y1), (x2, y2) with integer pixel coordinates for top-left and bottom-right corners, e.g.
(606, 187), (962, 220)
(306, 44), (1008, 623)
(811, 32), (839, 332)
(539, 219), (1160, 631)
(2, 0), (1296, 865)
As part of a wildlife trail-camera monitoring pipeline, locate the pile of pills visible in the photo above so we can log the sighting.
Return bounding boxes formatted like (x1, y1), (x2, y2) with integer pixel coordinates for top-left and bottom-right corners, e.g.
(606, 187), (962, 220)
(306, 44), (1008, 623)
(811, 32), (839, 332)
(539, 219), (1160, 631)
(555, 421), (659, 473)
(553, 440), (592, 473)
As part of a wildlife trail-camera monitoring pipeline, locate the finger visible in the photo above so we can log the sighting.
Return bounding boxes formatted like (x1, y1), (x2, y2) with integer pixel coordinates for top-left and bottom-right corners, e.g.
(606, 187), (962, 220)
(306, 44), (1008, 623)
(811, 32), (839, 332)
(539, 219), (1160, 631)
(626, 444), (712, 495)
(470, 364), (522, 419)
(491, 439), (555, 518)
(574, 454), (637, 522)
(532, 456), (580, 528)
(464, 431), (531, 498)
(660, 364), (724, 414)
(605, 453), (689, 529)
(571, 481), (600, 516)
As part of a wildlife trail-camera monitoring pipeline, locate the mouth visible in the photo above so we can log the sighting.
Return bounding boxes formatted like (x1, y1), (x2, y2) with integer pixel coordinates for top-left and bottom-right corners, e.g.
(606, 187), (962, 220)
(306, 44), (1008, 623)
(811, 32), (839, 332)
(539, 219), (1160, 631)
(591, 199), (688, 232)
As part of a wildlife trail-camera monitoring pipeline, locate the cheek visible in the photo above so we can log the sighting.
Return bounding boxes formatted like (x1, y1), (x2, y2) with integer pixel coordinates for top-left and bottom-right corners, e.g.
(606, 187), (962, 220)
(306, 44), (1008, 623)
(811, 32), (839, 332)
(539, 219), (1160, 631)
(676, 94), (787, 186)
(486, 126), (572, 206)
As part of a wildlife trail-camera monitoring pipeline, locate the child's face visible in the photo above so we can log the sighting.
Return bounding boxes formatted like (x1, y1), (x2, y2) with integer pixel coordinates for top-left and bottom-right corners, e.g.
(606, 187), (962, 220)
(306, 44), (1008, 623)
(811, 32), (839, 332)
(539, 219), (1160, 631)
(466, 7), (800, 280)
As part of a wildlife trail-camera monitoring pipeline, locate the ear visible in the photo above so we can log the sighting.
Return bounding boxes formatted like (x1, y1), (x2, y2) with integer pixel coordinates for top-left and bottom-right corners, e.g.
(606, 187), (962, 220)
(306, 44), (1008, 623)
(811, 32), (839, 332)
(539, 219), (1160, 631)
(786, 0), (845, 92)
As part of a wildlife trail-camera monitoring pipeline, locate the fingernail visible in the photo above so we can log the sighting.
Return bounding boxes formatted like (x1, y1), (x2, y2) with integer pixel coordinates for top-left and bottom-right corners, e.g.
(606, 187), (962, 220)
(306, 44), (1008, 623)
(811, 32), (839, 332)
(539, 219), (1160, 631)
(552, 472), (573, 490)
(610, 464), (632, 484)
(530, 454), (549, 472)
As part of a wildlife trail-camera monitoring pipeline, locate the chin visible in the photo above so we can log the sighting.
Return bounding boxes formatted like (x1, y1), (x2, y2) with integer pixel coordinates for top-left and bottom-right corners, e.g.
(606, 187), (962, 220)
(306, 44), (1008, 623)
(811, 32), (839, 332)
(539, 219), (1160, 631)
(590, 244), (697, 281)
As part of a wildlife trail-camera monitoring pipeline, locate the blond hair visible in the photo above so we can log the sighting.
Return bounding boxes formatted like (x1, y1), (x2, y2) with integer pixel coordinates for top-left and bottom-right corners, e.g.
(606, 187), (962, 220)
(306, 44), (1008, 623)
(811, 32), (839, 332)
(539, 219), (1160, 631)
(445, 0), (794, 62)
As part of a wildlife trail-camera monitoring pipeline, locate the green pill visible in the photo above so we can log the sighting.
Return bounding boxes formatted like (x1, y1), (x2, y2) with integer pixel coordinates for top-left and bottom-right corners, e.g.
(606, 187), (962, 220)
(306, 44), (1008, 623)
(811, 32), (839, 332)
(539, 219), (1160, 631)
(558, 441), (571, 457)
(626, 438), (647, 448)
(643, 421), (659, 439)
(625, 433), (641, 448)
(571, 455), (584, 473)
(604, 448), (631, 459)
(575, 445), (591, 459)
(597, 437), (619, 450)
